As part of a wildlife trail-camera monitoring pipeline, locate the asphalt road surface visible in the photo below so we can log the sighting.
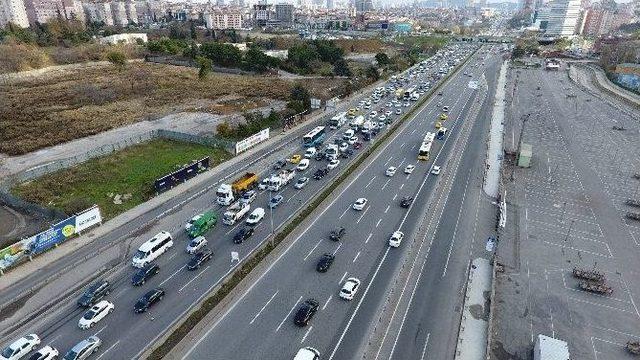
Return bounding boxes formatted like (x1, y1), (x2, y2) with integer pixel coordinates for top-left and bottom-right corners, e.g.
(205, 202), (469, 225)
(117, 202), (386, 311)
(0, 44), (480, 359)
(181, 47), (497, 360)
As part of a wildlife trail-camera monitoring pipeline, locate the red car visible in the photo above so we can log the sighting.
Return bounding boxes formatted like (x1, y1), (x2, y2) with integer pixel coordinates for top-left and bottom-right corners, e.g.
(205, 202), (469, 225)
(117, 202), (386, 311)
(353, 142), (363, 150)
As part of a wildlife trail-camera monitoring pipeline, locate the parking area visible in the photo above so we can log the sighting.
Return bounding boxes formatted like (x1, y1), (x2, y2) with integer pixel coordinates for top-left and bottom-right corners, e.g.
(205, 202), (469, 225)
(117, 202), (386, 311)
(490, 63), (640, 360)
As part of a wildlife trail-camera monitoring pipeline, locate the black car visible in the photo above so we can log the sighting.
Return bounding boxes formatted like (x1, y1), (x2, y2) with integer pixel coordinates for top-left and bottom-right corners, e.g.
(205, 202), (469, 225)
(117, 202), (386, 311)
(132, 263), (160, 286)
(77, 280), (111, 308)
(313, 168), (328, 180)
(314, 152), (325, 161)
(273, 159), (287, 170)
(400, 196), (413, 208)
(316, 253), (335, 273)
(340, 149), (354, 159)
(187, 248), (213, 270)
(363, 133), (371, 141)
(134, 288), (165, 313)
(233, 227), (254, 244)
(294, 299), (319, 327)
(329, 227), (346, 241)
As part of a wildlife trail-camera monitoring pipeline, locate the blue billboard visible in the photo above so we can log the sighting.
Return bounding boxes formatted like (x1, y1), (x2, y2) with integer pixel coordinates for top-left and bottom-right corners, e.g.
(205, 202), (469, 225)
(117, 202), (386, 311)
(30, 216), (77, 255)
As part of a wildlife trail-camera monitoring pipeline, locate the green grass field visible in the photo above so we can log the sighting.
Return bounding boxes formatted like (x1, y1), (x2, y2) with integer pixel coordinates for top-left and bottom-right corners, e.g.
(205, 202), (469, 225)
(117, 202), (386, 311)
(12, 139), (232, 220)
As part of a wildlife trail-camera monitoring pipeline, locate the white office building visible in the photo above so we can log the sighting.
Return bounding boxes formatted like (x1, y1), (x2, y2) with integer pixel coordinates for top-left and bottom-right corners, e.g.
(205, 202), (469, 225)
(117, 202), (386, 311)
(545, 0), (581, 36)
(0, 0), (29, 27)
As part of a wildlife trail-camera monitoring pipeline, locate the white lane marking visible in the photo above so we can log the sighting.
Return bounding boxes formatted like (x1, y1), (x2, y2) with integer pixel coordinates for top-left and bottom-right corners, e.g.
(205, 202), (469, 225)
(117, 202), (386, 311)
(95, 325), (108, 336)
(96, 340), (120, 360)
(322, 295), (333, 311)
(328, 248), (391, 360)
(365, 233), (372, 244)
(339, 206), (350, 219)
(303, 239), (323, 261)
(159, 265), (186, 286)
(225, 223), (240, 235)
(250, 290), (279, 324)
(381, 179), (391, 190)
(276, 295), (303, 332)
(384, 205), (390, 214)
(365, 176), (377, 189)
(47, 334), (62, 346)
(393, 193), (398, 201)
(339, 271), (348, 285)
(301, 325), (313, 344)
(384, 156), (394, 166)
(419, 333), (431, 360)
(442, 171), (472, 277)
(376, 218), (382, 228)
(332, 242), (343, 256)
(353, 251), (361, 263)
(179, 265), (210, 293)
(400, 183), (405, 190)
(357, 207), (370, 224)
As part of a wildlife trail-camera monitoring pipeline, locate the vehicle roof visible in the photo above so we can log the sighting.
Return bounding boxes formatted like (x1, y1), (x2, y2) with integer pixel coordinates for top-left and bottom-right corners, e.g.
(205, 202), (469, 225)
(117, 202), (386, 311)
(138, 231), (171, 252)
(293, 347), (319, 360)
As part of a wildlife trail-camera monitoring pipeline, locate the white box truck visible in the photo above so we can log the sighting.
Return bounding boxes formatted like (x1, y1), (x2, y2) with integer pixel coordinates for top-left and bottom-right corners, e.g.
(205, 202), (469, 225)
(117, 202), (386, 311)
(222, 202), (251, 225)
(534, 335), (569, 360)
(268, 169), (295, 192)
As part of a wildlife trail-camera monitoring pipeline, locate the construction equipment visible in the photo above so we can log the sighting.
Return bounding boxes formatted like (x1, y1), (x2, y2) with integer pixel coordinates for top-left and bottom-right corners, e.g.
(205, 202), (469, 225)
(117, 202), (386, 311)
(579, 281), (613, 295)
(625, 199), (640, 208)
(627, 212), (640, 221)
(572, 267), (605, 283)
(626, 340), (640, 355)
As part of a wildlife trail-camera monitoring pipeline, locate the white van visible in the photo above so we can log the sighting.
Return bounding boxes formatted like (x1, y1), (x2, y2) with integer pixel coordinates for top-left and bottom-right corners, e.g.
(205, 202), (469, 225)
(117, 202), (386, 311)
(132, 231), (173, 268)
(343, 129), (355, 140)
(246, 208), (265, 225)
(294, 347), (320, 360)
(305, 147), (317, 158)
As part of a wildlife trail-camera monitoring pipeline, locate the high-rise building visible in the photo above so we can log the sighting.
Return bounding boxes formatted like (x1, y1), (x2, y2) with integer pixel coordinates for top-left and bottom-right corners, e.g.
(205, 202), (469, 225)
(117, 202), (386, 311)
(545, 0), (581, 36)
(24, 0), (62, 24)
(83, 1), (114, 25)
(0, 0), (29, 27)
(274, 3), (293, 25)
(326, 0), (333, 9)
(111, 0), (128, 26)
(253, 3), (271, 26)
(205, 11), (243, 29)
(354, 0), (372, 12)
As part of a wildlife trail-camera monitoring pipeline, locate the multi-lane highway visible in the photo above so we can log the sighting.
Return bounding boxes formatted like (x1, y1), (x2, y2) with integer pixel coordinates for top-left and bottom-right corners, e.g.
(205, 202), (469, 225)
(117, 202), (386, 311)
(0, 43), (480, 359)
(178, 47), (498, 360)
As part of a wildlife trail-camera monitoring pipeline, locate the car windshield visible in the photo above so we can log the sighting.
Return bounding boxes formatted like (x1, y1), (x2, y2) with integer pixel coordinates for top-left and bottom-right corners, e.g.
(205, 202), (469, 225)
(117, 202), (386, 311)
(83, 310), (96, 320)
(133, 250), (145, 259)
(189, 239), (199, 247)
(341, 288), (350, 294)
(63, 350), (79, 360)
(1, 346), (16, 358)
(136, 299), (147, 307)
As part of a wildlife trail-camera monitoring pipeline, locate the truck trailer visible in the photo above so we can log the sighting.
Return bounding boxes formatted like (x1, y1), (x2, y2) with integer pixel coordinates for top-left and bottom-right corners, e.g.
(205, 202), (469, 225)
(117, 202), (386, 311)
(222, 202), (251, 225)
(216, 172), (258, 206)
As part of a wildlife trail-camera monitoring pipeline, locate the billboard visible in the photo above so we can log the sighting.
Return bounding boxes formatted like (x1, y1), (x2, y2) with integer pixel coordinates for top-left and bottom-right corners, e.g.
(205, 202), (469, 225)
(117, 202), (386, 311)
(31, 216), (77, 255)
(154, 157), (210, 193)
(311, 98), (321, 109)
(75, 206), (102, 233)
(235, 128), (270, 155)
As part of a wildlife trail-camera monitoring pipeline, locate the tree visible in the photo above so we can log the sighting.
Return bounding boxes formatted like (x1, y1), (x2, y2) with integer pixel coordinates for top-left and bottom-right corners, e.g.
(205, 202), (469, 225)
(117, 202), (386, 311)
(196, 56), (212, 80)
(375, 52), (391, 66)
(287, 43), (319, 71)
(333, 58), (351, 76)
(289, 84), (311, 111)
(190, 21), (197, 40)
(200, 42), (243, 67)
(106, 51), (127, 71)
(365, 66), (379, 81)
(243, 46), (279, 72)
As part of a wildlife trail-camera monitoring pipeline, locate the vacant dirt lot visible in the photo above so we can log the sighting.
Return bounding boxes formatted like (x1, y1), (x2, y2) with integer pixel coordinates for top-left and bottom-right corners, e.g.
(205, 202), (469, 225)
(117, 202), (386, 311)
(0, 62), (346, 155)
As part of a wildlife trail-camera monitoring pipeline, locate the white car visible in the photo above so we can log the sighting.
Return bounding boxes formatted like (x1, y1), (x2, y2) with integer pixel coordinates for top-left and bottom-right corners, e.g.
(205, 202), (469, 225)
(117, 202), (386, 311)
(386, 102), (393, 107)
(431, 165), (441, 175)
(404, 165), (415, 174)
(294, 177), (309, 189)
(378, 115), (387, 122)
(347, 136), (357, 145)
(404, 102), (410, 107)
(327, 159), (340, 170)
(78, 300), (114, 330)
(0, 334), (40, 360)
(246, 208), (265, 225)
(240, 190), (257, 204)
(296, 159), (310, 171)
(294, 347), (320, 360)
(184, 214), (202, 232)
(258, 178), (269, 190)
(304, 147), (317, 158)
(339, 143), (348, 152)
(394, 102), (402, 108)
(368, 111), (377, 119)
(385, 167), (397, 177)
(395, 108), (402, 115)
(352, 198), (368, 211)
(384, 111), (392, 116)
(442, 106), (449, 112)
(389, 231), (405, 248)
(29, 346), (58, 360)
(339, 277), (361, 300)
(186, 236), (207, 254)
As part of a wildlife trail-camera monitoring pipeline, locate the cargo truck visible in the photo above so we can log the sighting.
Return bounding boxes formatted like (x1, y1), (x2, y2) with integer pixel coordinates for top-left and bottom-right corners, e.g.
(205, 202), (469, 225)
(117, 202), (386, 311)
(216, 172), (258, 206)
(187, 211), (217, 238)
(330, 112), (348, 129)
(222, 202), (251, 225)
(349, 115), (365, 131)
(268, 169), (295, 192)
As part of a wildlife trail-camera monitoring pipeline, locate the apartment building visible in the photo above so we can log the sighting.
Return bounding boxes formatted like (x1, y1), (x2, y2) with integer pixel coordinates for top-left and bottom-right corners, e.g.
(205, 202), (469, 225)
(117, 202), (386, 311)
(0, 0), (29, 27)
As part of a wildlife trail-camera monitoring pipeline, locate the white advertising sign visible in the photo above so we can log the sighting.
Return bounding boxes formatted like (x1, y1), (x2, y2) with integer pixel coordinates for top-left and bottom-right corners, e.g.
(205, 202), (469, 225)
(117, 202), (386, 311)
(235, 128), (270, 155)
(311, 98), (321, 109)
(75, 206), (102, 233)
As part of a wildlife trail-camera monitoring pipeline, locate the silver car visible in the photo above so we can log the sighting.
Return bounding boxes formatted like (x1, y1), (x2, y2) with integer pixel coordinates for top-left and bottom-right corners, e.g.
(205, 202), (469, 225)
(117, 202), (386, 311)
(63, 336), (101, 360)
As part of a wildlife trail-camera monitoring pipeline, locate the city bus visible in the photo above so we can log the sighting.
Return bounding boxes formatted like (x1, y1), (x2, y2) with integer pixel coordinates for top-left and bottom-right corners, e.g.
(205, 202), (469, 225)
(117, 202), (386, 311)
(302, 126), (326, 148)
(418, 141), (432, 161)
(423, 132), (436, 144)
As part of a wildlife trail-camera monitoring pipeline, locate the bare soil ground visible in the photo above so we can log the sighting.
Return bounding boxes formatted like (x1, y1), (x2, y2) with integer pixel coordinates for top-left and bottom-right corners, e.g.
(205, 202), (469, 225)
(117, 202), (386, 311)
(0, 62), (346, 155)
